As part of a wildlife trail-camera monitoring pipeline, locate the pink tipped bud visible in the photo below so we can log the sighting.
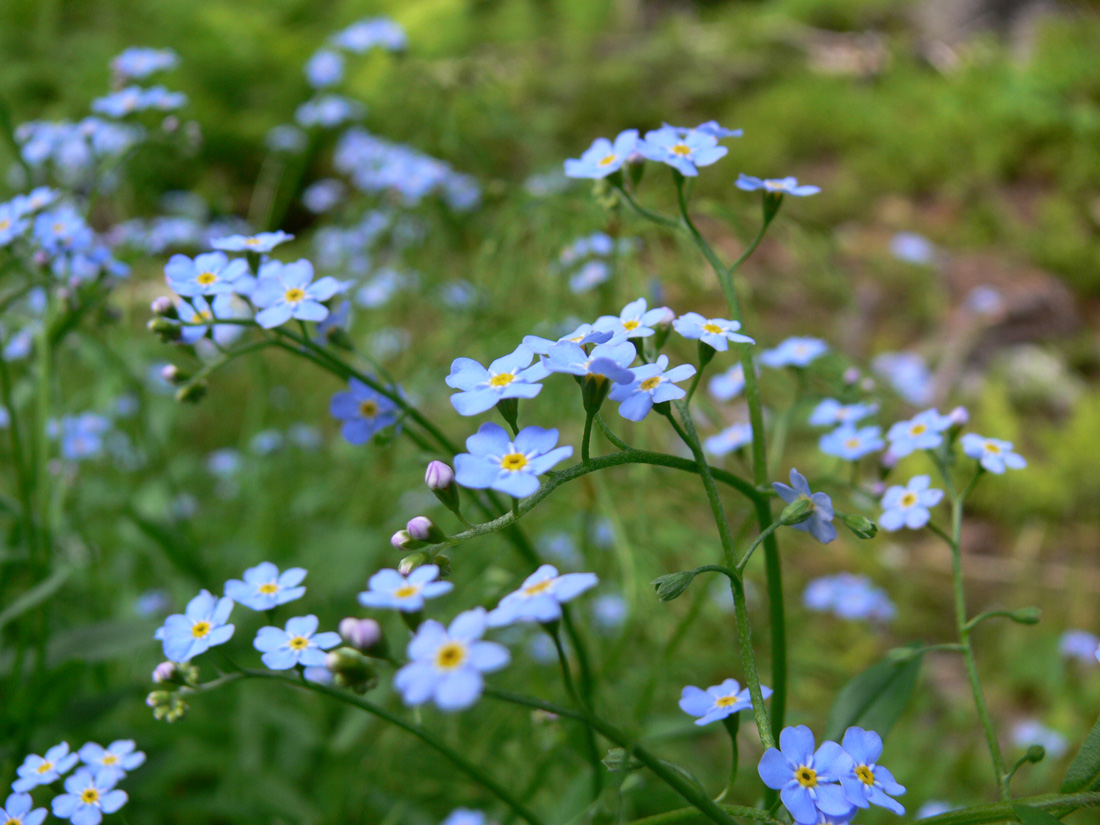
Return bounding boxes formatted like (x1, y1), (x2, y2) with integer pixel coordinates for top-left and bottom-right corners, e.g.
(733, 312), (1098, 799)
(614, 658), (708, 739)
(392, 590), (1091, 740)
(425, 460), (455, 490)
(391, 529), (413, 550)
(843, 367), (861, 385)
(152, 661), (177, 683)
(406, 516), (446, 543)
(150, 296), (174, 316)
(398, 551), (430, 576)
(948, 406), (969, 427)
(880, 450), (898, 470)
(339, 617), (383, 652)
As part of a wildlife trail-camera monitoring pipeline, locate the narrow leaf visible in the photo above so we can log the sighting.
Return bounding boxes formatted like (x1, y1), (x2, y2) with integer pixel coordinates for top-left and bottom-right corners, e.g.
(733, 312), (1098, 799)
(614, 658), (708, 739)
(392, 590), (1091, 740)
(0, 567), (72, 632)
(1061, 712), (1100, 795)
(825, 644), (923, 741)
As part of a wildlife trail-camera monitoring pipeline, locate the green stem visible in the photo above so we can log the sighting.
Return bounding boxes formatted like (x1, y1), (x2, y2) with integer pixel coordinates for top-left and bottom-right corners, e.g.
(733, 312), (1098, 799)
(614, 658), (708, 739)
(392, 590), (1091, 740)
(594, 412), (633, 451)
(735, 521), (780, 573)
(548, 626), (603, 799)
(582, 411), (594, 463)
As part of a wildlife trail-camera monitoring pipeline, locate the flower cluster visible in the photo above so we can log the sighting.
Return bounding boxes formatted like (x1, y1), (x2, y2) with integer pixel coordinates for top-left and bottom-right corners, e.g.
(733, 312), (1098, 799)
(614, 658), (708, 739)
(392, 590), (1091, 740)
(803, 573), (895, 622)
(550, 232), (638, 294)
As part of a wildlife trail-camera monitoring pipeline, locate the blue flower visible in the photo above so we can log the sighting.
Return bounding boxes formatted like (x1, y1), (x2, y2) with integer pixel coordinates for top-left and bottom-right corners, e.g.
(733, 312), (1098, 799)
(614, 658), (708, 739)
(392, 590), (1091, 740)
(759, 337), (828, 369)
(331, 17), (407, 52)
(254, 615), (341, 670)
(50, 769), (126, 825)
(879, 475), (943, 531)
(838, 728), (905, 814)
(564, 130), (639, 179)
(305, 49), (345, 88)
(773, 469), (837, 544)
(1012, 720), (1068, 759)
(441, 810), (485, 825)
(394, 608), (510, 711)
(111, 47), (178, 79)
(704, 423), (753, 457)
(637, 127), (727, 177)
(665, 121), (743, 140)
(1060, 630), (1100, 665)
(593, 297), (673, 339)
(329, 379), (399, 444)
(358, 565), (453, 613)
(758, 726), (855, 825)
(819, 425), (884, 461)
(708, 364), (752, 401)
(252, 260), (341, 328)
(77, 741), (144, 784)
(34, 205), (93, 254)
(960, 433), (1026, 474)
(59, 413), (111, 461)
(12, 743), (78, 792)
(803, 574), (895, 622)
(210, 230), (293, 253)
(872, 352), (933, 406)
(295, 94), (364, 128)
(176, 294), (237, 346)
(302, 178), (346, 213)
(164, 252), (250, 297)
(541, 339), (636, 383)
(886, 409), (952, 458)
(808, 399), (877, 428)
(0, 202), (29, 246)
(672, 312), (754, 352)
(0, 793), (46, 825)
(569, 260), (611, 294)
(454, 423), (572, 498)
(225, 562), (307, 611)
(522, 323), (615, 355)
(446, 344), (548, 416)
(154, 589), (235, 663)
(890, 232), (936, 266)
(609, 354), (695, 421)
(679, 678), (771, 726)
(486, 564), (598, 627)
(736, 175), (820, 197)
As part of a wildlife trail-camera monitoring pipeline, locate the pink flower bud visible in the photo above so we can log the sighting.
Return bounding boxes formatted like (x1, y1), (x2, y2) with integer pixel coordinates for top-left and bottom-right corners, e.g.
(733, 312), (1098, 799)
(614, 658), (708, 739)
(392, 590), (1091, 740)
(150, 296), (174, 316)
(339, 617), (382, 651)
(843, 367), (861, 385)
(406, 516), (435, 542)
(424, 460), (454, 490)
(152, 661), (177, 683)
(948, 406), (969, 427)
(391, 529), (412, 550)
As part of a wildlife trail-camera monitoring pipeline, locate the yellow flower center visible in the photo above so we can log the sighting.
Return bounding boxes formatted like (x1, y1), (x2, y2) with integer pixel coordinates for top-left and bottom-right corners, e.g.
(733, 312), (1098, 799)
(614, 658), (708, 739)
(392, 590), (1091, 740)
(258, 583), (279, 595)
(910, 423), (927, 436)
(523, 579), (554, 596)
(53, 222), (65, 233)
(288, 636), (309, 650)
(640, 376), (662, 391)
(844, 438), (860, 450)
(101, 754), (119, 766)
(702, 323), (723, 335)
(435, 641), (467, 671)
(985, 442), (1001, 453)
(36, 761), (54, 774)
(900, 492), (917, 507)
(81, 788), (100, 805)
(191, 620), (211, 638)
(6, 817), (22, 825)
(671, 143), (692, 156)
(394, 584), (420, 599)
(196, 271), (217, 285)
(764, 180), (783, 191)
(489, 373), (515, 388)
(0, 218), (10, 230)
(500, 453), (528, 471)
(245, 238), (262, 246)
(196, 310), (212, 322)
(598, 154), (618, 167)
(856, 765), (875, 785)
(715, 695), (738, 708)
(284, 288), (306, 303)
(622, 320), (640, 331)
(796, 766), (817, 788)
(359, 400), (379, 418)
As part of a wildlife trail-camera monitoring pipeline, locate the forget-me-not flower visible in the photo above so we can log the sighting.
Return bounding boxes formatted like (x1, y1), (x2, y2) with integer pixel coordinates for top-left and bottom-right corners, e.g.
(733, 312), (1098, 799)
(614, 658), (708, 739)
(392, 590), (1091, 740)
(886, 409), (952, 458)
(679, 678), (772, 726)
(254, 615), (341, 670)
(154, 589), (235, 663)
(454, 422), (572, 498)
(708, 364), (747, 400)
(176, 294), (235, 346)
(50, 769), (126, 825)
(593, 297), (672, 339)
(1060, 630), (1100, 665)
(760, 337), (828, 369)
(879, 475), (943, 531)
(873, 352), (933, 406)
(773, 469), (836, 544)
(522, 323), (614, 356)
(0, 793), (46, 825)
(809, 399), (878, 428)
(564, 130), (639, 179)
(0, 203), (29, 246)
(111, 47), (178, 79)
(803, 574), (895, 622)
(665, 121), (743, 139)
(1012, 720), (1069, 759)
(358, 565), (453, 613)
(737, 175), (820, 197)
(758, 726), (855, 825)
(819, 425), (884, 461)
(441, 810), (486, 825)
(58, 413), (111, 461)
(305, 49), (345, 88)
(960, 433), (1026, 474)
(638, 127), (727, 177)
(211, 230), (293, 253)
(394, 608), (510, 711)
(487, 564), (598, 627)
(252, 260), (341, 328)
(330, 379), (399, 444)
(12, 743), (79, 792)
(838, 727), (905, 814)
(225, 562), (307, 611)
(609, 354), (695, 421)
(164, 251), (250, 297)
(541, 339), (636, 383)
(77, 741), (144, 784)
(673, 312), (754, 352)
(705, 423), (753, 457)
(446, 344), (548, 416)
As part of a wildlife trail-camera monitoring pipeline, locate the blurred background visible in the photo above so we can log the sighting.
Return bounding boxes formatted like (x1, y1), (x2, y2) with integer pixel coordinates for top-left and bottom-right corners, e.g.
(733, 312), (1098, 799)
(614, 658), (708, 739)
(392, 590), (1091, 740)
(1, 0), (1100, 823)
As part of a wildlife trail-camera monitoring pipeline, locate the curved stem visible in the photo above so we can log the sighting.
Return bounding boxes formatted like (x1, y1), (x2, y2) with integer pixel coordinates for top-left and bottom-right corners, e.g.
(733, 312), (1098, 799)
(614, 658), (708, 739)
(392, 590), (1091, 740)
(594, 412), (634, 451)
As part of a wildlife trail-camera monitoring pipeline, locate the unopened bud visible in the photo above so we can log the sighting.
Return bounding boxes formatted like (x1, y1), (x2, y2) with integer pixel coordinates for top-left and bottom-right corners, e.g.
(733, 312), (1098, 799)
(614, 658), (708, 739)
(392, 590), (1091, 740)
(150, 296), (176, 318)
(152, 662), (178, 684)
(1009, 606), (1042, 625)
(1025, 745), (1046, 764)
(425, 460), (462, 516)
(175, 380), (207, 404)
(325, 647), (378, 694)
(651, 307), (676, 351)
(339, 618), (385, 655)
(147, 317), (181, 342)
(841, 513), (878, 540)
(652, 570), (696, 602)
(778, 497), (815, 526)
(398, 551), (431, 576)
(948, 406), (969, 428)
(496, 397), (519, 434)
(432, 552), (451, 578)
(407, 516), (446, 544)
(146, 690), (188, 722)
(160, 364), (190, 385)
(391, 529), (414, 550)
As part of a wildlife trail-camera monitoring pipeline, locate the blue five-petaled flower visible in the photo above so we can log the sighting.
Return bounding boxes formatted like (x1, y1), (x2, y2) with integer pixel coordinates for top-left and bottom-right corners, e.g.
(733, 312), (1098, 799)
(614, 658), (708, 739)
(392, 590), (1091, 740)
(454, 422), (572, 498)
(77, 741), (145, 785)
(886, 409), (952, 458)
(673, 312), (754, 352)
(50, 769), (127, 825)
(224, 562), (307, 611)
(358, 564), (454, 613)
(679, 678), (772, 726)
(0, 793), (46, 825)
(637, 127), (728, 177)
(446, 343), (547, 416)
(758, 726), (854, 825)
(253, 615), (342, 670)
(564, 130), (639, 179)
(486, 564), (598, 627)
(879, 475), (944, 531)
(12, 742), (79, 792)
(154, 589), (235, 663)
(737, 174), (820, 197)
(164, 251), (250, 297)
(838, 727), (906, 815)
(210, 230), (293, 253)
(608, 354), (695, 421)
(329, 379), (399, 444)
(773, 469), (837, 544)
(252, 260), (341, 328)
(960, 433), (1026, 474)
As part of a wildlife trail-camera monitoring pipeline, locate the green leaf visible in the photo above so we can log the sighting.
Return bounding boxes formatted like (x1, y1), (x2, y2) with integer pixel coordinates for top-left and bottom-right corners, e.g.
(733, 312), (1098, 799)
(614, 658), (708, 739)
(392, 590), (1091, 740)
(824, 643), (923, 741)
(0, 567), (72, 632)
(1056, 711), (1100, 818)
(1011, 804), (1064, 825)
